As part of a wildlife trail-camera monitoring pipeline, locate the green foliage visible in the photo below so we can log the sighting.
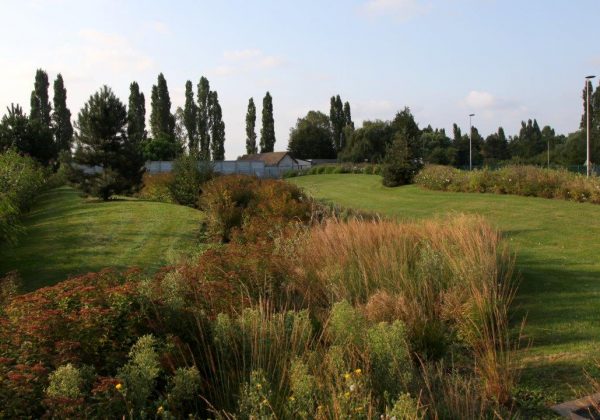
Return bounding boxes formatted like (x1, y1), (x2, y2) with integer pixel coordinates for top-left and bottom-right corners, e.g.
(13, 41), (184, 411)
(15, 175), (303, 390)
(288, 110), (335, 159)
(237, 369), (275, 419)
(74, 85), (144, 199)
(0, 150), (45, 244)
(246, 97), (258, 155)
(260, 91), (276, 153)
(168, 366), (201, 407)
(382, 133), (423, 187)
(143, 133), (181, 161)
(367, 321), (412, 401)
(52, 74), (73, 153)
(415, 164), (600, 204)
(30, 69), (52, 128)
(127, 81), (146, 145)
(168, 155), (214, 207)
(197, 76), (211, 160)
(339, 120), (394, 163)
(117, 335), (162, 413)
(150, 73), (175, 141)
(328, 300), (366, 348)
(184, 80), (199, 154)
(209, 91), (226, 160)
(46, 364), (83, 399)
(286, 359), (317, 419)
(0, 104), (56, 165)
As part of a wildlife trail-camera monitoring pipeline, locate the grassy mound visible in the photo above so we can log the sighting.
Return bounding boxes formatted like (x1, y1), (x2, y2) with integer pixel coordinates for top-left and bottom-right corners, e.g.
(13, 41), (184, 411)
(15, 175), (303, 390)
(0, 186), (204, 291)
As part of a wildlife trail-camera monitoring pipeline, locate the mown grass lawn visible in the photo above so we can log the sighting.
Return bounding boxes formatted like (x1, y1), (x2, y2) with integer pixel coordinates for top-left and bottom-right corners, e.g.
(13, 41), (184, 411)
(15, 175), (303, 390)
(290, 174), (600, 404)
(0, 186), (204, 292)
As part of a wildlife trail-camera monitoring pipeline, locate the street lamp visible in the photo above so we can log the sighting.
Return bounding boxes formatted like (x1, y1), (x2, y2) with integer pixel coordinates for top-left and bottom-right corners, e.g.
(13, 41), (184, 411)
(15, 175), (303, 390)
(585, 75), (596, 177)
(469, 113), (475, 170)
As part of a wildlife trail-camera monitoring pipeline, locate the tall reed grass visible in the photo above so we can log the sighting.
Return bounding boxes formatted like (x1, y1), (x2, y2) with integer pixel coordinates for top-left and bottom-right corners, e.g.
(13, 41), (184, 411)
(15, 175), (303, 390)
(291, 215), (519, 406)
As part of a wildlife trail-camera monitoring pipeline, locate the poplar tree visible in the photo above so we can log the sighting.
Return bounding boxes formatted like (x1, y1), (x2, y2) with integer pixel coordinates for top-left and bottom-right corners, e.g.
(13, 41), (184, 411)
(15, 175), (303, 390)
(150, 73), (175, 139)
(127, 81), (146, 145)
(52, 74), (73, 153)
(343, 101), (354, 130)
(245, 97), (257, 154)
(209, 91), (225, 160)
(197, 76), (211, 160)
(30, 69), (52, 127)
(330, 95), (345, 151)
(260, 91), (275, 153)
(183, 80), (198, 154)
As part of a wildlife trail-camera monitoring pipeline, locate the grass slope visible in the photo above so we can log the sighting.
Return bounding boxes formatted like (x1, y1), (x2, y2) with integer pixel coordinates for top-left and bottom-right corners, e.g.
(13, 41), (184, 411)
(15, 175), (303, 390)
(0, 186), (204, 292)
(290, 174), (600, 402)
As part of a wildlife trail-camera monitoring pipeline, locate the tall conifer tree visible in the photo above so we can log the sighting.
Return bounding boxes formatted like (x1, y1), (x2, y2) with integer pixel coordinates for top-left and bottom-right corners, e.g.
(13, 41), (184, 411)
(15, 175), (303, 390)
(197, 76), (211, 160)
(183, 80), (198, 154)
(245, 98), (257, 154)
(209, 91), (225, 160)
(127, 81), (146, 145)
(150, 73), (175, 139)
(52, 74), (73, 152)
(260, 91), (275, 153)
(30, 69), (52, 127)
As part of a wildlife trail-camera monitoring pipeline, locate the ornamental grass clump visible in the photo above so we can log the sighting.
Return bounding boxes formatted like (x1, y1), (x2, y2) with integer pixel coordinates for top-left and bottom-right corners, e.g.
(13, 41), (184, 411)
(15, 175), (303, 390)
(292, 214), (518, 407)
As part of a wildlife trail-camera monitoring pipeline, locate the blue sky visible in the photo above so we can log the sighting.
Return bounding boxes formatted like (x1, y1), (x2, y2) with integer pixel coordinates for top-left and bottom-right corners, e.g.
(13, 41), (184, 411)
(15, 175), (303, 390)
(1, 0), (599, 158)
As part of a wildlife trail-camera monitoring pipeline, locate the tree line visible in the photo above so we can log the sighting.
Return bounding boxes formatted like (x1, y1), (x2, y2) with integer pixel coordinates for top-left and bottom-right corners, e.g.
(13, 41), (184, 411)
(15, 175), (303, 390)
(289, 84), (600, 169)
(2, 69), (600, 183)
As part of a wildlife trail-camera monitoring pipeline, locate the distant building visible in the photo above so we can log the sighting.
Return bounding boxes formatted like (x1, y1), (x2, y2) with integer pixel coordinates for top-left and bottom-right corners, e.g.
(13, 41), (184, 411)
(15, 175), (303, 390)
(238, 152), (310, 176)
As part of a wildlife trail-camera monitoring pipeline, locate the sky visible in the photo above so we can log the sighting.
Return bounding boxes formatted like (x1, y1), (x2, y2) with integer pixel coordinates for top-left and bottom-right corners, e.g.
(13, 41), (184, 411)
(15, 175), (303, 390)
(1, 0), (599, 159)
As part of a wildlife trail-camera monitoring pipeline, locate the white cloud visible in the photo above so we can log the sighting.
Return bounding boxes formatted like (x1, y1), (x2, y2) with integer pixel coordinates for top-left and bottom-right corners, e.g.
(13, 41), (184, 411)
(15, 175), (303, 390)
(361, 0), (431, 21)
(463, 90), (525, 112)
(78, 29), (154, 72)
(210, 49), (284, 78)
(223, 49), (263, 61)
(461, 90), (528, 124)
(464, 90), (496, 109)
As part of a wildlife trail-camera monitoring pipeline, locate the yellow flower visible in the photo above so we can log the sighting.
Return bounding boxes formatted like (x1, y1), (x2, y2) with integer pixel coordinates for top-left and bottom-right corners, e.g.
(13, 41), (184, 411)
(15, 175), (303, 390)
(354, 368), (362, 375)
(343, 373), (351, 380)
(344, 392), (351, 399)
(256, 383), (262, 389)
(157, 406), (164, 414)
(115, 383), (123, 390)
(288, 396), (296, 401)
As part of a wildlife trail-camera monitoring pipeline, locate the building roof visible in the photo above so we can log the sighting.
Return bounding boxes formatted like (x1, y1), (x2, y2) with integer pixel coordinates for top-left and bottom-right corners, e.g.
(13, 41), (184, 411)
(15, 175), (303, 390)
(238, 151), (296, 166)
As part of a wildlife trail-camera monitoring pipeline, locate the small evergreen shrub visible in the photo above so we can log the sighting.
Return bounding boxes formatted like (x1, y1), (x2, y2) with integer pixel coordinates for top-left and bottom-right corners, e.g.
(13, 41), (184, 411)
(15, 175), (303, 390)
(169, 156), (214, 207)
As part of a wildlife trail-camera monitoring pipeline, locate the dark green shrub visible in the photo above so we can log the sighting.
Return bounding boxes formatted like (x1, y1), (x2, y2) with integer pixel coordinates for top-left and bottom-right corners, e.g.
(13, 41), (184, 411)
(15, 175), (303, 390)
(382, 134), (422, 187)
(168, 156), (214, 207)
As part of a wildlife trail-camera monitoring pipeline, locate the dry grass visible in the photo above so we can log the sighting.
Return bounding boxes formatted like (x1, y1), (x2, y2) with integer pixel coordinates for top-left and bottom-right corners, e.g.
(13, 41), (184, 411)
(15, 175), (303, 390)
(292, 214), (519, 405)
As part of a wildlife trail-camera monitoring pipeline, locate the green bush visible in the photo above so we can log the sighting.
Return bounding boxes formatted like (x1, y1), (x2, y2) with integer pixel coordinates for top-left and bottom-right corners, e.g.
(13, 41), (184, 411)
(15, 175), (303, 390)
(168, 156), (214, 207)
(0, 150), (46, 244)
(382, 134), (422, 187)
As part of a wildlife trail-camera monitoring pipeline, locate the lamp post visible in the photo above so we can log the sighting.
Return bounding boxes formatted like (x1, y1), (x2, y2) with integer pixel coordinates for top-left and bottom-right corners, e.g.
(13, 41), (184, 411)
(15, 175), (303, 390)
(586, 75), (596, 177)
(469, 113), (475, 170)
